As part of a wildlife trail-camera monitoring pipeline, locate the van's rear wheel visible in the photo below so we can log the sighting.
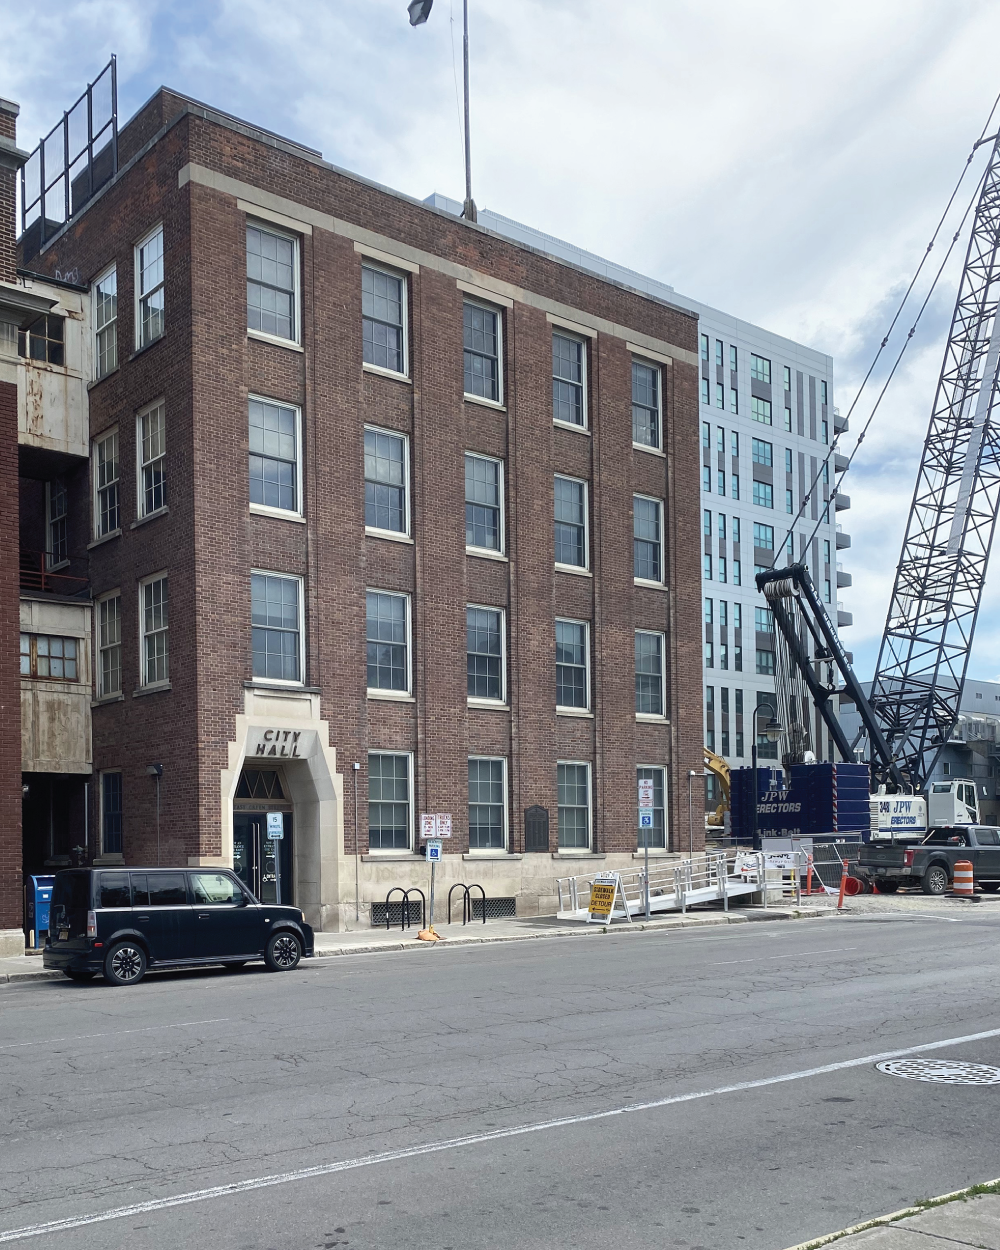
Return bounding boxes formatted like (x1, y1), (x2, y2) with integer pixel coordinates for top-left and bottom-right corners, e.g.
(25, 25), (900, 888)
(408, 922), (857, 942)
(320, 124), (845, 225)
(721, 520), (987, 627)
(64, 969), (95, 981)
(921, 865), (950, 896)
(103, 941), (147, 986)
(264, 932), (301, 972)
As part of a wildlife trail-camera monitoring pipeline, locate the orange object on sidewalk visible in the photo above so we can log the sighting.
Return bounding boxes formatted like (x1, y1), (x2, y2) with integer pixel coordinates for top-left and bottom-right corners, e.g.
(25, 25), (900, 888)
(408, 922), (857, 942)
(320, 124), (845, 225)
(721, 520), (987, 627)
(837, 859), (849, 909)
(953, 860), (974, 897)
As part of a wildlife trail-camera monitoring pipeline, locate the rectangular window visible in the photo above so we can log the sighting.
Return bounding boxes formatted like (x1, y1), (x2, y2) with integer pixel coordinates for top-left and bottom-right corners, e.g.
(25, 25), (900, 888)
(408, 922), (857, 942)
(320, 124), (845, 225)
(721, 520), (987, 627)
(553, 332), (586, 427)
(786, 532), (794, 559)
(140, 574), (169, 686)
(719, 600), (728, 627)
(94, 266), (117, 378)
(703, 509), (712, 537)
(716, 427), (725, 452)
(101, 771), (123, 855)
(635, 631), (665, 716)
(20, 309), (65, 364)
(717, 513), (726, 540)
(756, 649), (775, 675)
(250, 397), (300, 515)
(700, 333), (709, 361)
(825, 579), (832, 603)
(784, 448), (793, 473)
(467, 606), (504, 701)
(46, 480), (67, 568)
(700, 378), (709, 405)
(731, 476), (740, 501)
(717, 470), (726, 496)
(465, 453), (503, 552)
(786, 489), (794, 514)
(364, 427), (409, 535)
(634, 496), (663, 582)
(750, 354), (771, 383)
(362, 264), (406, 374)
(823, 540), (831, 564)
(368, 753), (411, 850)
(632, 359), (660, 447)
(718, 556), (727, 582)
(736, 731), (744, 756)
(463, 301), (501, 402)
(556, 619), (589, 710)
(705, 640), (714, 667)
(704, 597), (713, 624)
(704, 554), (712, 580)
(735, 642), (743, 669)
(753, 523), (774, 550)
(720, 642), (729, 669)
(366, 590), (409, 693)
(821, 419), (829, 444)
(751, 397), (772, 425)
(732, 517), (741, 544)
(557, 762), (590, 849)
(137, 401), (167, 517)
(637, 766), (666, 850)
(554, 475), (588, 568)
(730, 345), (738, 371)
(751, 438), (772, 466)
(93, 430), (119, 538)
(733, 604), (742, 630)
(247, 222), (297, 342)
(706, 685), (715, 712)
(821, 380), (829, 405)
(822, 461), (829, 485)
(135, 225), (164, 349)
(784, 407), (792, 432)
(98, 593), (121, 697)
(251, 572), (301, 683)
(730, 388), (738, 414)
(731, 432), (739, 458)
(701, 421), (711, 448)
(783, 365), (791, 391)
(733, 559), (741, 586)
(468, 757), (506, 850)
(715, 339), (724, 367)
(19, 634), (79, 680)
(715, 383), (724, 409)
(755, 607), (774, 632)
(702, 466), (711, 492)
(753, 481), (773, 509)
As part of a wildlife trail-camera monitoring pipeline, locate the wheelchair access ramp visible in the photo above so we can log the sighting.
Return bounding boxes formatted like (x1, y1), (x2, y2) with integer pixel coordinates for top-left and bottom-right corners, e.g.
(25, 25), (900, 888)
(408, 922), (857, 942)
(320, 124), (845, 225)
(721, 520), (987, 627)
(555, 850), (773, 922)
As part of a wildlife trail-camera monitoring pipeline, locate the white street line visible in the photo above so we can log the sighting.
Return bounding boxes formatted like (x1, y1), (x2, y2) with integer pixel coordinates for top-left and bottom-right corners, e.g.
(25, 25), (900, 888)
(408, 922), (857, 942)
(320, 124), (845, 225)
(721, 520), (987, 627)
(710, 947), (856, 965)
(4, 1024), (1000, 1243)
(0, 1019), (228, 1051)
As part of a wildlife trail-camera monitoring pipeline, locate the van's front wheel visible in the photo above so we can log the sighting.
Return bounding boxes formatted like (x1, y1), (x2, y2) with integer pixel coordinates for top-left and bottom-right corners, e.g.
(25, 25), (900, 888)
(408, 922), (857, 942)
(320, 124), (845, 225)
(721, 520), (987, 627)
(265, 932), (301, 972)
(104, 941), (147, 986)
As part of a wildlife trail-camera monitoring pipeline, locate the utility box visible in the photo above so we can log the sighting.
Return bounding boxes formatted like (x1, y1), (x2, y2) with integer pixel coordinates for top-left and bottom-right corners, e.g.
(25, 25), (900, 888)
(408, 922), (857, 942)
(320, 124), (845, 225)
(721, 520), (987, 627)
(25, 875), (55, 949)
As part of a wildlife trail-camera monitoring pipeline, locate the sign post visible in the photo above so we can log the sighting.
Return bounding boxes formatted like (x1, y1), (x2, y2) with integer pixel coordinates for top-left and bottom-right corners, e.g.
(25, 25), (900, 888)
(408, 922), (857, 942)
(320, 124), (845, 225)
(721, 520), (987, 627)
(419, 814), (452, 938)
(266, 812), (284, 904)
(638, 778), (654, 920)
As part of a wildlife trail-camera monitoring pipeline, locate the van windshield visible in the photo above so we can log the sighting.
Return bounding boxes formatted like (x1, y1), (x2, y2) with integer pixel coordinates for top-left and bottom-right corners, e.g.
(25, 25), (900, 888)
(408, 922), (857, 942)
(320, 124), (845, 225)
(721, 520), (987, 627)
(52, 872), (90, 910)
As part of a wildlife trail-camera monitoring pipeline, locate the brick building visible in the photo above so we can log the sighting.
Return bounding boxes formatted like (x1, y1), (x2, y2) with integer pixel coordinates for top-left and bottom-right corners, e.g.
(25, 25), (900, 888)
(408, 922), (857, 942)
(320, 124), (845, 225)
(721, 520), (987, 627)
(6, 80), (703, 935)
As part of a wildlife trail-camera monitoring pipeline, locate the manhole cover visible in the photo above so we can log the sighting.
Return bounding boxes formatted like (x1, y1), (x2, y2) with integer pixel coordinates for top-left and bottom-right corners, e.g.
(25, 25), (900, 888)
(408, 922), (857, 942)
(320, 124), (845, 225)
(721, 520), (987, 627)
(876, 1058), (1000, 1085)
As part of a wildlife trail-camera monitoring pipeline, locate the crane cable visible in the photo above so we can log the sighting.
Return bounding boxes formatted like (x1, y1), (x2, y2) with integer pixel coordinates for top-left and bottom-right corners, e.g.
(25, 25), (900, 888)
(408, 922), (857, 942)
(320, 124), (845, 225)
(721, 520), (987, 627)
(769, 89), (1000, 574)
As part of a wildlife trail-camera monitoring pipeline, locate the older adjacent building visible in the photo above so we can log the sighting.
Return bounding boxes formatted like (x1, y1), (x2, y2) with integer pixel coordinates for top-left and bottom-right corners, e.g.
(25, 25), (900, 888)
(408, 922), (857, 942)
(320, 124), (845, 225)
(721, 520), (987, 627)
(4, 76), (705, 936)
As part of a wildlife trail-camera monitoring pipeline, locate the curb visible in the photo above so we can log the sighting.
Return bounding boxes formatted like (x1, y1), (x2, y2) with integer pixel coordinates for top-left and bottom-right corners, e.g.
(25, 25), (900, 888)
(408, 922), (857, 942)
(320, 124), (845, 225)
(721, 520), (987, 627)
(310, 906), (828, 960)
(781, 1176), (1000, 1249)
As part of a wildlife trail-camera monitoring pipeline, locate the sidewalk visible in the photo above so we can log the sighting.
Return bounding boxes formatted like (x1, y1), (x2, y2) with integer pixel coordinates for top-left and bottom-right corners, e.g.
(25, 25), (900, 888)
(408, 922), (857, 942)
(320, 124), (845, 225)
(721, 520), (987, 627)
(786, 1186), (1000, 1248)
(0, 902), (827, 983)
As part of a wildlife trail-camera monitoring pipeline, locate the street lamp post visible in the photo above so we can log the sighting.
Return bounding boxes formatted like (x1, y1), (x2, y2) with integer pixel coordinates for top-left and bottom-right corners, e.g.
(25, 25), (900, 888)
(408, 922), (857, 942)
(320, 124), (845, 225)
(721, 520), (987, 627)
(750, 710), (783, 852)
(687, 769), (706, 857)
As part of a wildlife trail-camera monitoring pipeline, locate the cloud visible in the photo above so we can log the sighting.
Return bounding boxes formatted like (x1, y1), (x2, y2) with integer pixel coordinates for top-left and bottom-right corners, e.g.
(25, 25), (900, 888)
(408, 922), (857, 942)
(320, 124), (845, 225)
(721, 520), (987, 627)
(5, 0), (1000, 681)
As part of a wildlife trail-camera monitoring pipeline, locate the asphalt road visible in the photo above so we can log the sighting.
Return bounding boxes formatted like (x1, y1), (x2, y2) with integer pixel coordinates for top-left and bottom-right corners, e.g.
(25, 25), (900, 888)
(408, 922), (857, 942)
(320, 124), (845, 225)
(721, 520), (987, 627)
(4, 909), (1000, 1250)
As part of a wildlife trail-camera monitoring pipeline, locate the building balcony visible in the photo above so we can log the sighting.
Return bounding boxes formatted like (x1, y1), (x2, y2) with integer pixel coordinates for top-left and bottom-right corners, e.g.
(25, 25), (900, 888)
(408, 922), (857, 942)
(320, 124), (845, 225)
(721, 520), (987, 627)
(19, 550), (89, 599)
(837, 603), (853, 627)
(20, 596), (93, 776)
(834, 453), (849, 473)
(14, 277), (90, 462)
(837, 568), (852, 588)
(836, 526), (851, 549)
(834, 491), (851, 511)
(833, 409), (849, 434)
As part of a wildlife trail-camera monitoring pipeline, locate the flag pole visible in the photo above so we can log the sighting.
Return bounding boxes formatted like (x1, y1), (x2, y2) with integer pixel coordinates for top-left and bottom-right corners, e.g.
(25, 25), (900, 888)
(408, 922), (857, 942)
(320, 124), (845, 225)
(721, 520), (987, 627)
(462, 0), (476, 221)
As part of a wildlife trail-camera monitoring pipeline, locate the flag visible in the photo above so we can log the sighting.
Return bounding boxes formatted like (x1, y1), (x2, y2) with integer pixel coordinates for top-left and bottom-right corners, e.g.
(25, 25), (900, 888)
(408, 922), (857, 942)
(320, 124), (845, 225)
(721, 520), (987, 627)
(408, 0), (433, 24)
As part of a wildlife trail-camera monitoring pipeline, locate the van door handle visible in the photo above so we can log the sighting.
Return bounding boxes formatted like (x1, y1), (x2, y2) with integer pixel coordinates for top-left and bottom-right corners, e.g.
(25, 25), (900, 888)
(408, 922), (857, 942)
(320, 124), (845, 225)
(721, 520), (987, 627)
(197, 913), (210, 920)
(137, 916), (150, 922)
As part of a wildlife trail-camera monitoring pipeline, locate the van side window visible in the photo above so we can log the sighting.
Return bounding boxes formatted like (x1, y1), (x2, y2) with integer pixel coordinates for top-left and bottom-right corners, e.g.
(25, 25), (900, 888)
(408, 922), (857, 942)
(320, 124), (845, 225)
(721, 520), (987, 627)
(191, 873), (243, 905)
(132, 872), (187, 905)
(98, 872), (131, 908)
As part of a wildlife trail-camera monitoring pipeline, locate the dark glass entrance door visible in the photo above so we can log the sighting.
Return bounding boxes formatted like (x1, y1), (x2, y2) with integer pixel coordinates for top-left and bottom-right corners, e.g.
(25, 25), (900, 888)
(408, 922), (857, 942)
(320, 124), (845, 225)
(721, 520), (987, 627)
(233, 812), (292, 904)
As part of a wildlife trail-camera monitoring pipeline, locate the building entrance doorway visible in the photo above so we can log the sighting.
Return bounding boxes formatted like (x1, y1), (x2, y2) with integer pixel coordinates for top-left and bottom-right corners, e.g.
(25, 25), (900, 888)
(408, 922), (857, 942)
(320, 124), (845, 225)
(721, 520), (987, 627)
(233, 768), (292, 904)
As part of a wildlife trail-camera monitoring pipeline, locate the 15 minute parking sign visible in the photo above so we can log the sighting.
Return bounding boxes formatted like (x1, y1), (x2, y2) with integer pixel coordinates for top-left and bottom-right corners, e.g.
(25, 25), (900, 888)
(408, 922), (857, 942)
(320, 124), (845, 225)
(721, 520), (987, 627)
(266, 812), (284, 840)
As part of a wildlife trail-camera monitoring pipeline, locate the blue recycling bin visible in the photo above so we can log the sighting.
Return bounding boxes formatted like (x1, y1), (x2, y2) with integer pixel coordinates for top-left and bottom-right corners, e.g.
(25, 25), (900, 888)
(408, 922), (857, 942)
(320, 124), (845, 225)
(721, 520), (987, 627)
(26, 875), (55, 949)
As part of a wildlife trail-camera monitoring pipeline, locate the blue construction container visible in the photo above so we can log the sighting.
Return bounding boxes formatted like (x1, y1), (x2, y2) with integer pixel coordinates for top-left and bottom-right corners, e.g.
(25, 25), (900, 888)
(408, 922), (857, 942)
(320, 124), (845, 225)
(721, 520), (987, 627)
(729, 763), (870, 842)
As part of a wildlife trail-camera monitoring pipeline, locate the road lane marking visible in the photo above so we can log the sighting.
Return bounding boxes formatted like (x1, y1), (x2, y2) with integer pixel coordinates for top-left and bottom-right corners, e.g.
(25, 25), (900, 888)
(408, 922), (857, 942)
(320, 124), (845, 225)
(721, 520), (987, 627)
(0, 1020), (228, 1051)
(4, 1023), (1000, 1242)
(710, 947), (856, 965)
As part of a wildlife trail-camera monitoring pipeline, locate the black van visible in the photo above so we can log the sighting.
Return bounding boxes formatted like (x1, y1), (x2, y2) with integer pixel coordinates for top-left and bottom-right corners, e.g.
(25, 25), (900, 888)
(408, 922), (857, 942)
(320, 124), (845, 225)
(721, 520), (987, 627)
(43, 868), (314, 986)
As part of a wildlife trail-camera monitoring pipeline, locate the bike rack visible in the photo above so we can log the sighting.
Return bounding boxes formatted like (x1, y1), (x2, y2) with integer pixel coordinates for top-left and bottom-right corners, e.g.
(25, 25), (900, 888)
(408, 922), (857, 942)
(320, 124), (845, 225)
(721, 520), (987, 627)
(447, 882), (487, 925)
(384, 886), (425, 931)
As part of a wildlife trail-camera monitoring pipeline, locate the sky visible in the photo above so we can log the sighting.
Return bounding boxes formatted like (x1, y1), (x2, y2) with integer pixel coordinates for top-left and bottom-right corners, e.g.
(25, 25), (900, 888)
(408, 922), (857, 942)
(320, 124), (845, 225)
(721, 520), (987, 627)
(5, 0), (1000, 682)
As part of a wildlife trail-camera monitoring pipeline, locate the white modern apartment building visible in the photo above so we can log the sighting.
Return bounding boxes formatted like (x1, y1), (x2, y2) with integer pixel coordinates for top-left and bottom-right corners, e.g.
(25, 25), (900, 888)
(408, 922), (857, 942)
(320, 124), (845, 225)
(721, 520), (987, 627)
(424, 196), (851, 792)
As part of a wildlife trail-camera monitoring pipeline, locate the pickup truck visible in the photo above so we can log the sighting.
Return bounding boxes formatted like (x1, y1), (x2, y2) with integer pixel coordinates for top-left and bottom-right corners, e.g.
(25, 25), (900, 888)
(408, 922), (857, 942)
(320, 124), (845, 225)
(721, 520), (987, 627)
(858, 826), (1000, 895)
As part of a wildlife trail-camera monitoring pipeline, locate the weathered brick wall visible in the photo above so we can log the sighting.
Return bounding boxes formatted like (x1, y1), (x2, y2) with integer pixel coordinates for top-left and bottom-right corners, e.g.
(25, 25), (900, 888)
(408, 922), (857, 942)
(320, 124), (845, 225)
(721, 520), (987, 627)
(0, 378), (21, 926)
(25, 92), (703, 865)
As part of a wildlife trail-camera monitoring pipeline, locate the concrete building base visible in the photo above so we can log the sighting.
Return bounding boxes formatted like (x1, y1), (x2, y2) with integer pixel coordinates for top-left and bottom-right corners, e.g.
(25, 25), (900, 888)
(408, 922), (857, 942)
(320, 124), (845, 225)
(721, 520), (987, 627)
(0, 928), (25, 958)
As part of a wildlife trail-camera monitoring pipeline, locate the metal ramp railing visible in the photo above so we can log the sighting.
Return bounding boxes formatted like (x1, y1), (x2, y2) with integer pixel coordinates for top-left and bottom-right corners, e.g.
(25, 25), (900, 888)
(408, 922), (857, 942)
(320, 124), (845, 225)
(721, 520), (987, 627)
(556, 850), (802, 921)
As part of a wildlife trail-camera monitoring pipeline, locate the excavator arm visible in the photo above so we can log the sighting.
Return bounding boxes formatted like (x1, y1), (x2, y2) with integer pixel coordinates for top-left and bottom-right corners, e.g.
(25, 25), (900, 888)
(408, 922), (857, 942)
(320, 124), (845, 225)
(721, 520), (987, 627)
(703, 747), (731, 827)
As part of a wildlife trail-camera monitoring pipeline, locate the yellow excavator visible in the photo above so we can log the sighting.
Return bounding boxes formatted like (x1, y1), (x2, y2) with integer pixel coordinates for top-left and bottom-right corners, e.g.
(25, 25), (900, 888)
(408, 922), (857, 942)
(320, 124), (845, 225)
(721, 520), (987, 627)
(703, 747), (731, 828)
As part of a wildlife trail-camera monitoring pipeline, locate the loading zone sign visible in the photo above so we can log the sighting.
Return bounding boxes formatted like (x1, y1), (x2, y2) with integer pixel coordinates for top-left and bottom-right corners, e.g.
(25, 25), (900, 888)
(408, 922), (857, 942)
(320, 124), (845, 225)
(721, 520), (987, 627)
(420, 813), (452, 839)
(588, 872), (628, 924)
